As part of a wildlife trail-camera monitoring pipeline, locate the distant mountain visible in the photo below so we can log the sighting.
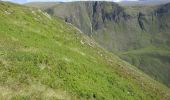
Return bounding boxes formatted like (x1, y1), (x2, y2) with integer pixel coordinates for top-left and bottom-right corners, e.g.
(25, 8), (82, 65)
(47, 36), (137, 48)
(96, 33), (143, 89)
(26, 1), (170, 87)
(119, 0), (170, 6)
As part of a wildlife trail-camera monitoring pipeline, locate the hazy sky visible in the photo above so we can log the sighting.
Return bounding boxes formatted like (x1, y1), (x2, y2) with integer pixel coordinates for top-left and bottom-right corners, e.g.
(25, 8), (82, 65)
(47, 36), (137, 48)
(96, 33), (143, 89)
(2, 0), (139, 4)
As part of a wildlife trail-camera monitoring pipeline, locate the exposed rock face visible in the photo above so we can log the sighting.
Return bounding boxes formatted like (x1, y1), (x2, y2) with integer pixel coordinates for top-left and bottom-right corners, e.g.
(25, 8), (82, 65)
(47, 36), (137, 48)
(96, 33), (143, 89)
(45, 2), (130, 35)
(156, 3), (170, 32)
(156, 3), (170, 14)
(91, 2), (130, 30)
(138, 12), (146, 30)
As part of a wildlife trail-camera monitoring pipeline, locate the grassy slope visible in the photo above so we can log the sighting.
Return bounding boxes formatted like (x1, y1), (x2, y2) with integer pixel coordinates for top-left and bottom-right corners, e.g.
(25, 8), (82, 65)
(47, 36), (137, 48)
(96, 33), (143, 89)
(119, 5), (170, 86)
(120, 46), (170, 86)
(0, 2), (170, 99)
(39, 2), (170, 87)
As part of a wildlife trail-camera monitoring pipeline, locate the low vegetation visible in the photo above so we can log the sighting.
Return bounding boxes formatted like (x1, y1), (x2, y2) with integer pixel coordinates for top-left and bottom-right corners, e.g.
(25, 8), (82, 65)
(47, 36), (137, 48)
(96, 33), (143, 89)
(0, 2), (170, 99)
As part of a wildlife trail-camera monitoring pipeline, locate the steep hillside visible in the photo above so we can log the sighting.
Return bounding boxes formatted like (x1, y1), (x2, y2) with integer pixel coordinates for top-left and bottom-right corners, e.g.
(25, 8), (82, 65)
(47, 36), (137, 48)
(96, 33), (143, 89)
(30, 1), (170, 86)
(121, 3), (170, 86)
(0, 2), (170, 99)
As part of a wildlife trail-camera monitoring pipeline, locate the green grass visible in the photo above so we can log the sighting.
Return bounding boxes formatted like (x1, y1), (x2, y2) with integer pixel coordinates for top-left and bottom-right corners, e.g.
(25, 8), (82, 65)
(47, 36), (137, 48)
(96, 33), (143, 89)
(120, 46), (170, 86)
(0, 2), (170, 99)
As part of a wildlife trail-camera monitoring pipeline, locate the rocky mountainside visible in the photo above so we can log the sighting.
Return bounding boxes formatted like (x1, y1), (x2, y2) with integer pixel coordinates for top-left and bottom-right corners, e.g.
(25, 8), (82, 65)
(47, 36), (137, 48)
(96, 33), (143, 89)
(1, 1), (170, 99)
(26, 1), (170, 86)
(119, 0), (170, 6)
